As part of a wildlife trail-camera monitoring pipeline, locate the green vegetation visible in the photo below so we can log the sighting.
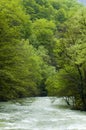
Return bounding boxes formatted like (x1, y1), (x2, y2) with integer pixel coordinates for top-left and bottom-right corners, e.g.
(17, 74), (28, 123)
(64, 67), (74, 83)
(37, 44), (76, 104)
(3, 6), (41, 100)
(0, 0), (86, 110)
(46, 7), (86, 110)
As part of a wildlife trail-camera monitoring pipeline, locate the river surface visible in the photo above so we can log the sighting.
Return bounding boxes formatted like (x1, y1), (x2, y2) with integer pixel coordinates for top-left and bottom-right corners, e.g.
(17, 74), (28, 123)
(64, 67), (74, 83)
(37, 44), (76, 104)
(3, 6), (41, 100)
(0, 97), (86, 130)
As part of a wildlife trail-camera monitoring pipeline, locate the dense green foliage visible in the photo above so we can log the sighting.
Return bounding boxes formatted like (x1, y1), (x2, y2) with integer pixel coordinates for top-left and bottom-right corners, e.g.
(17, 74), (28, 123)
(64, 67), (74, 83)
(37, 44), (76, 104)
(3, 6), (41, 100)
(0, 0), (86, 110)
(46, 8), (86, 110)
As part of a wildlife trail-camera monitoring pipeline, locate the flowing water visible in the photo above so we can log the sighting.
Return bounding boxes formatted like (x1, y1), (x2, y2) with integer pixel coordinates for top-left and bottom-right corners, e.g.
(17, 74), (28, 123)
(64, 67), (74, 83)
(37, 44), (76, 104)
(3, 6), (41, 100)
(0, 97), (86, 130)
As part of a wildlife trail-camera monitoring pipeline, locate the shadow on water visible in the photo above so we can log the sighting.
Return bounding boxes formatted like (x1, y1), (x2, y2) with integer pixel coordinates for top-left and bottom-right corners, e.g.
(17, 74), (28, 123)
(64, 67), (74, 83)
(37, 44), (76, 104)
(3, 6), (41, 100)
(11, 97), (36, 105)
(49, 97), (70, 110)
(53, 104), (70, 110)
(0, 97), (36, 113)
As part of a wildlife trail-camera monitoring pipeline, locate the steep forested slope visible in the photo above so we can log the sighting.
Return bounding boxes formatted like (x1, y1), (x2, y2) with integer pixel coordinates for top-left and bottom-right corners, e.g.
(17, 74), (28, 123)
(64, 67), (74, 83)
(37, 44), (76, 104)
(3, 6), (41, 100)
(0, 0), (86, 111)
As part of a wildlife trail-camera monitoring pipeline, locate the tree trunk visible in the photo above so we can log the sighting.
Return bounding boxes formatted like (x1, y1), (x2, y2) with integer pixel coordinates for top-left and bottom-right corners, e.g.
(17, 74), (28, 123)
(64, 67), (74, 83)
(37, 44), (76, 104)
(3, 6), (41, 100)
(76, 65), (86, 110)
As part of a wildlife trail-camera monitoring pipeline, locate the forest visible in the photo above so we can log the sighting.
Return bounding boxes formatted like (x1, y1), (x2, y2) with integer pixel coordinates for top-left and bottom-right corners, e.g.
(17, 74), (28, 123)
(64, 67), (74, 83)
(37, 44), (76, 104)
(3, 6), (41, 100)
(0, 0), (86, 110)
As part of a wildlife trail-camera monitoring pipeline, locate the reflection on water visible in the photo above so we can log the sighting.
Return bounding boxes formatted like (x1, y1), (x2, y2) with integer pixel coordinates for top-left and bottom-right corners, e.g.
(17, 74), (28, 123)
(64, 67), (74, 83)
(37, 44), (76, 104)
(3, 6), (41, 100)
(0, 97), (86, 130)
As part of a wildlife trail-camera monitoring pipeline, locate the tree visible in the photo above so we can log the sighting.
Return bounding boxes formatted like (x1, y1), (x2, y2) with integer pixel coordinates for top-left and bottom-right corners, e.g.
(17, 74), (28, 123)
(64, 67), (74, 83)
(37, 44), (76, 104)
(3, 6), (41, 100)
(48, 8), (86, 110)
(0, 0), (37, 100)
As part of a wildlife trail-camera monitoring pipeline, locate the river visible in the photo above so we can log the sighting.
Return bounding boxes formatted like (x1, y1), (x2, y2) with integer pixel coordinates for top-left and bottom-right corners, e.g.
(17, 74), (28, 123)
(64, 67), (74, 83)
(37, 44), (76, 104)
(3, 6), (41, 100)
(0, 97), (86, 130)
